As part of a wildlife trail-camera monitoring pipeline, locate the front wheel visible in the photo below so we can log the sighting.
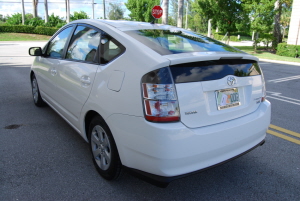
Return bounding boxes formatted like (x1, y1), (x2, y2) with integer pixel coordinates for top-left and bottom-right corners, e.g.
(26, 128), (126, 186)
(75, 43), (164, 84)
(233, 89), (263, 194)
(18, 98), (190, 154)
(31, 74), (45, 107)
(88, 116), (122, 180)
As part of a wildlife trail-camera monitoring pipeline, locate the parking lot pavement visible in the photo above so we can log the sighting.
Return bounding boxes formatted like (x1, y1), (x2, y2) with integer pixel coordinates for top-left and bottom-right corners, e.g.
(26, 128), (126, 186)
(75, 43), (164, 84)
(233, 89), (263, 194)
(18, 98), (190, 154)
(1, 42), (299, 201)
(0, 41), (47, 66)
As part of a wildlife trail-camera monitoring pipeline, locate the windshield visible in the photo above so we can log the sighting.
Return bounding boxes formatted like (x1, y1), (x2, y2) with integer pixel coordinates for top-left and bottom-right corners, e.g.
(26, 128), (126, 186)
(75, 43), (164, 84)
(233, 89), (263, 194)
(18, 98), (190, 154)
(124, 29), (242, 55)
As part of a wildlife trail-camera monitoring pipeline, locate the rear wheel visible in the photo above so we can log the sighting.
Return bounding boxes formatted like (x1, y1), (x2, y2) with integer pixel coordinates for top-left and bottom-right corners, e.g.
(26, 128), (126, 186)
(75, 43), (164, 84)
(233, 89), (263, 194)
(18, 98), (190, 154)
(31, 74), (45, 107)
(88, 116), (122, 180)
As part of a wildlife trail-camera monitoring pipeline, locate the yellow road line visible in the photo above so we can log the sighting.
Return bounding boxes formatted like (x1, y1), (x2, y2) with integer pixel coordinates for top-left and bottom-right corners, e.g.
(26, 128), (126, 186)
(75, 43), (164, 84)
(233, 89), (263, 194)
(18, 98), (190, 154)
(269, 124), (300, 138)
(267, 130), (300, 145)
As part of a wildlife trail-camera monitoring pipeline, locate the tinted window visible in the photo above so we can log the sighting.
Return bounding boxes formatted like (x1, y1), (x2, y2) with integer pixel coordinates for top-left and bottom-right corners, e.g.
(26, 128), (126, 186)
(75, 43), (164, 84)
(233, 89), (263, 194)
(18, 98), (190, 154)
(124, 29), (242, 55)
(66, 26), (100, 62)
(170, 60), (261, 84)
(100, 34), (125, 64)
(46, 26), (73, 58)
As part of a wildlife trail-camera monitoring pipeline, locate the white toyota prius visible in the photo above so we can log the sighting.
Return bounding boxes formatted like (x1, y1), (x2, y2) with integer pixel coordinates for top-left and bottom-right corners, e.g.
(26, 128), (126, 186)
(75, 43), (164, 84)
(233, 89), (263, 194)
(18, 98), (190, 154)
(29, 19), (271, 187)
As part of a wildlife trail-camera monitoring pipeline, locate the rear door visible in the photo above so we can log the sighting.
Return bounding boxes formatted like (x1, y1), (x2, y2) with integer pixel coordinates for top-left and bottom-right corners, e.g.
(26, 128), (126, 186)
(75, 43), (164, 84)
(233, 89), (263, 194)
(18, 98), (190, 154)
(169, 59), (264, 128)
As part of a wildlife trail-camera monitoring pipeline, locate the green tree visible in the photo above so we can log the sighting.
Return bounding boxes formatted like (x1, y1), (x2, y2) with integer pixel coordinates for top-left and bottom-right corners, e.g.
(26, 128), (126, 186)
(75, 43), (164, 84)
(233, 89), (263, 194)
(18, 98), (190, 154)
(0, 14), (7, 22)
(243, 0), (276, 52)
(273, 0), (293, 48)
(45, 13), (66, 28)
(70, 11), (90, 21)
(280, 6), (291, 41)
(168, 16), (177, 26)
(6, 13), (24, 25)
(197, 0), (245, 43)
(108, 3), (124, 20)
(125, 0), (160, 22)
(190, 1), (209, 34)
(169, 0), (178, 23)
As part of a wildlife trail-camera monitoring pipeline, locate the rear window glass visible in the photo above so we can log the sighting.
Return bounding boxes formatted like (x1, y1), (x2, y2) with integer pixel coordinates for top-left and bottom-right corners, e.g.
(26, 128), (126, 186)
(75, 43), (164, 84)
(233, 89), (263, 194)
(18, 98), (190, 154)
(170, 60), (261, 83)
(124, 29), (242, 55)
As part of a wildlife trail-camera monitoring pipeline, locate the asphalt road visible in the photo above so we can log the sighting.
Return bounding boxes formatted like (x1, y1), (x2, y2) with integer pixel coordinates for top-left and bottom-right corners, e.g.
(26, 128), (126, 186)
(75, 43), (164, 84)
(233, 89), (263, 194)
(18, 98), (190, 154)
(1, 42), (299, 201)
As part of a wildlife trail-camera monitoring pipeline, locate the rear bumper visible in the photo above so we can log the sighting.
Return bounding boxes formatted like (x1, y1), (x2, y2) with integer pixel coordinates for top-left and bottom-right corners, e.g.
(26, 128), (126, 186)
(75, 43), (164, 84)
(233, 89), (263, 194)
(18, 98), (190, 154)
(107, 100), (271, 180)
(124, 139), (265, 187)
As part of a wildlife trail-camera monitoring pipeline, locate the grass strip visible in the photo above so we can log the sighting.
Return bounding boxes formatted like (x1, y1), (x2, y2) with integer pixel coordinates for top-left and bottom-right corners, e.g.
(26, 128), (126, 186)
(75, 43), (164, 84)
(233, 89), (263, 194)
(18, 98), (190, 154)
(0, 33), (50, 41)
(234, 46), (300, 63)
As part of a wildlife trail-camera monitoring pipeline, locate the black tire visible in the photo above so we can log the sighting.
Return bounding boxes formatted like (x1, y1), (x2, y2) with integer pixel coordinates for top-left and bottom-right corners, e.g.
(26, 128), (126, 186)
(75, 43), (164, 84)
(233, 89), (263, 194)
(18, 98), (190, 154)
(88, 116), (122, 180)
(31, 74), (46, 107)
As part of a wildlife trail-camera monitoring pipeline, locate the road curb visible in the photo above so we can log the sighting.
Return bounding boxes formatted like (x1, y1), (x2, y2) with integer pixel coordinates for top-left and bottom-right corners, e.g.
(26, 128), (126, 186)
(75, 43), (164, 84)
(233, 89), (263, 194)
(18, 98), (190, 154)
(259, 59), (300, 66)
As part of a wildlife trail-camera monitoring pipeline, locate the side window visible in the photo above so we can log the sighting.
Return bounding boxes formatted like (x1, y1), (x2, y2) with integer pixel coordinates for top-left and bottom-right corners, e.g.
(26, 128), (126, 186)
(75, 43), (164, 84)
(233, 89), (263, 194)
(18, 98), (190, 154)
(46, 26), (73, 58)
(100, 34), (125, 64)
(66, 26), (100, 62)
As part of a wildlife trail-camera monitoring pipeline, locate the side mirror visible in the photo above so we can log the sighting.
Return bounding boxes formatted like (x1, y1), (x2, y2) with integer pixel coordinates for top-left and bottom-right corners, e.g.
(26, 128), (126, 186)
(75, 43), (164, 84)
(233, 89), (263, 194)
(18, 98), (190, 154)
(29, 47), (43, 56)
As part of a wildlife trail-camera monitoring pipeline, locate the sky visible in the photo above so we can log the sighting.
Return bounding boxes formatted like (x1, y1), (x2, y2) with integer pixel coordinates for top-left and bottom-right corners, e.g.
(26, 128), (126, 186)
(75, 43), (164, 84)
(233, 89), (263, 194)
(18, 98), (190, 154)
(0, 0), (129, 20)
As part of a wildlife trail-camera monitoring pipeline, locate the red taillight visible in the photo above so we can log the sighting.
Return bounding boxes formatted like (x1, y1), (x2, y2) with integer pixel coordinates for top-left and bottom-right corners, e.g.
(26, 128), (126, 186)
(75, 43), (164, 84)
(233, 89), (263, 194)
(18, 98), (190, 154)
(261, 69), (266, 102)
(142, 67), (180, 122)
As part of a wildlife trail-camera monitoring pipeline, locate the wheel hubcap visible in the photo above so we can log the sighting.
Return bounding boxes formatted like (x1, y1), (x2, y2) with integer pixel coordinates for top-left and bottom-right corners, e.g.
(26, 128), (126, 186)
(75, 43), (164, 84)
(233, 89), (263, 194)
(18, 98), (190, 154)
(32, 78), (39, 103)
(91, 125), (111, 170)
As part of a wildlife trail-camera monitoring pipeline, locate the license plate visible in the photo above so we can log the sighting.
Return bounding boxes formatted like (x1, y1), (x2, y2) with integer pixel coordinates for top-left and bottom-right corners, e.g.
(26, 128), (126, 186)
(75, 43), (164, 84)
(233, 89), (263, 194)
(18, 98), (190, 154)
(215, 88), (241, 110)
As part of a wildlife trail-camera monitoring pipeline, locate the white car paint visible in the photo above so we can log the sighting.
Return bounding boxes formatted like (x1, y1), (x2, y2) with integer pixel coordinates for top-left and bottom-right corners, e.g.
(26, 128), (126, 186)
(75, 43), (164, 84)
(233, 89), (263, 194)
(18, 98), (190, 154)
(30, 19), (271, 180)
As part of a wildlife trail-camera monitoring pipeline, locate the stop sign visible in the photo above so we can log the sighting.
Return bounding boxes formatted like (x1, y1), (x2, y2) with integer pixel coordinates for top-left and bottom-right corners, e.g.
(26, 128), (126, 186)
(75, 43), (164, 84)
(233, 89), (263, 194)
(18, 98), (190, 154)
(152, 5), (163, 19)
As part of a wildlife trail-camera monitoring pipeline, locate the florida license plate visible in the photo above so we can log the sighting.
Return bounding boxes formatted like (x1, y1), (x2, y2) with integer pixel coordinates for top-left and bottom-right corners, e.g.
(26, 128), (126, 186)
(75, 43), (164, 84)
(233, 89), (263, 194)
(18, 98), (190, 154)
(215, 88), (241, 110)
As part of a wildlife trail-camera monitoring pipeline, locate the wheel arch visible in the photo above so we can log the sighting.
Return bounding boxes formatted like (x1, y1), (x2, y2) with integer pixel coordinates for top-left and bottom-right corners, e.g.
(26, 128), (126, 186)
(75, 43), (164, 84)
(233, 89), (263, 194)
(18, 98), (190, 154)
(30, 70), (35, 80)
(84, 110), (108, 142)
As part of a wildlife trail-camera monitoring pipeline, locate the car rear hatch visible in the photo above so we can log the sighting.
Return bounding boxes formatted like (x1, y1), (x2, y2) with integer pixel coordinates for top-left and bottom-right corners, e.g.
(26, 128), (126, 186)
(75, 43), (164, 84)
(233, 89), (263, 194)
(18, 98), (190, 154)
(165, 53), (264, 128)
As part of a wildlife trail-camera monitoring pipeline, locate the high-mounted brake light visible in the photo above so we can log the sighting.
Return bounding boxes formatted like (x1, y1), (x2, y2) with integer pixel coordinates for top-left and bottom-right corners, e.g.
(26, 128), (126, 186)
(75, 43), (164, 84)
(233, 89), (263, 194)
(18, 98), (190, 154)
(141, 67), (180, 122)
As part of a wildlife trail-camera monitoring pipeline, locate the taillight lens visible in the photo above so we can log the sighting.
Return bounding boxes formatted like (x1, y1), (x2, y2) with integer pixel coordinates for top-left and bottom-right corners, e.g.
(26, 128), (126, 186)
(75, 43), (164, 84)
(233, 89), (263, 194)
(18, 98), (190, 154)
(142, 67), (180, 122)
(260, 69), (266, 102)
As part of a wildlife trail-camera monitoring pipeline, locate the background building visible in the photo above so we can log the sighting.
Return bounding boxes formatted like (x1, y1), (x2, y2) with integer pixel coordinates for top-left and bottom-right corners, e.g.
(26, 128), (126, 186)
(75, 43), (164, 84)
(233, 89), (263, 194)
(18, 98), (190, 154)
(287, 0), (300, 45)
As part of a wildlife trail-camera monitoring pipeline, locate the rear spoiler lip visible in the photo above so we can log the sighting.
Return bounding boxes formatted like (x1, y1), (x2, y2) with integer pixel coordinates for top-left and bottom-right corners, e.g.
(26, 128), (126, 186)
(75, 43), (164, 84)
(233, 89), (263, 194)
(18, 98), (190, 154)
(163, 52), (259, 66)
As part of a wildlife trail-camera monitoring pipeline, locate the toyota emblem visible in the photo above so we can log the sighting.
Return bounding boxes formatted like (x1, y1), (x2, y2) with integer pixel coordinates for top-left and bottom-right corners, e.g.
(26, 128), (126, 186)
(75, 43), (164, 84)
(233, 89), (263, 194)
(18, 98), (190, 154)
(227, 76), (237, 86)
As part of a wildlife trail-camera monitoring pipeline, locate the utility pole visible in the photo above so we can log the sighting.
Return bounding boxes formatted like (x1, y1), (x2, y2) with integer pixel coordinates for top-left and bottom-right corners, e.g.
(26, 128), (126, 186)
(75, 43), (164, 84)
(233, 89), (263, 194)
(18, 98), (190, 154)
(44, 0), (48, 23)
(21, 0), (25, 25)
(103, 0), (106, 19)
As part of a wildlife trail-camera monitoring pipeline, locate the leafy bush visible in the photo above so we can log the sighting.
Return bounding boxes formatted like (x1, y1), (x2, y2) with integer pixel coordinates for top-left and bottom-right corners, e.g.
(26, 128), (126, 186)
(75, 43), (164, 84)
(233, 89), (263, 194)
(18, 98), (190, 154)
(27, 17), (44, 27)
(213, 33), (239, 42)
(34, 26), (59, 36)
(5, 13), (23, 25)
(0, 25), (35, 33)
(70, 11), (90, 21)
(260, 33), (274, 49)
(44, 13), (66, 28)
(0, 25), (58, 36)
(276, 43), (300, 58)
(5, 13), (65, 28)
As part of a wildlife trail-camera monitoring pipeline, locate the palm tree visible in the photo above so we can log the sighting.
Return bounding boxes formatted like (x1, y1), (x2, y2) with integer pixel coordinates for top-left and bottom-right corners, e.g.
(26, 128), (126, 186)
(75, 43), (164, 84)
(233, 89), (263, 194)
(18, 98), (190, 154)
(281, 8), (291, 41)
(162, 0), (169, 25)
(21, 0), (25, 24)
(32, 0), (38, 18)
(44, 0), (48, 23)
(177, 0), (184, 27)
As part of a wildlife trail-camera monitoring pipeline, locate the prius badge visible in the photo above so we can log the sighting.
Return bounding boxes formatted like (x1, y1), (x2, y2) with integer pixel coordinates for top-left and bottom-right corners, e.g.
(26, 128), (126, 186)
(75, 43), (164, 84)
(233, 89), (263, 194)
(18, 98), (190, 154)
(227, 76), (237, 86)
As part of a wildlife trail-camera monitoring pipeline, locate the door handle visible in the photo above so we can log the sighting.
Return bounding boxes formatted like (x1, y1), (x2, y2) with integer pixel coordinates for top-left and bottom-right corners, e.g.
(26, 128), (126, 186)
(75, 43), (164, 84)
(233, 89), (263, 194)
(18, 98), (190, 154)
(50, 69), (57, 76)
(80, 76), (91, 86)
